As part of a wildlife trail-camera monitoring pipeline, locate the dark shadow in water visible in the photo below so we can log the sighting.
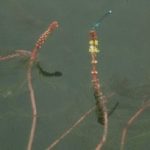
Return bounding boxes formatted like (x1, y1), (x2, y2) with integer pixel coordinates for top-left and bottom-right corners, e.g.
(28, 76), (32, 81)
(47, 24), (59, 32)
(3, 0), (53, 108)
(109, 76), (150, 101)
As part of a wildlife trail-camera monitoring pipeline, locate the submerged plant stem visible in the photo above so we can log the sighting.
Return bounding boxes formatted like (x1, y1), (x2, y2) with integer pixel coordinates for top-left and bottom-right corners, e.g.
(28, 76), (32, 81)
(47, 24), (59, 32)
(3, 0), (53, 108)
(120, 101), (150, 150)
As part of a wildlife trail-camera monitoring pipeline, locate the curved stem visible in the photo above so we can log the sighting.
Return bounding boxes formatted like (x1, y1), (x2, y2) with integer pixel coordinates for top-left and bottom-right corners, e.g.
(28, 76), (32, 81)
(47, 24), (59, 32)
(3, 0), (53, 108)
(96, 104), (108, 150)
(120, 101), (150, 150)
(27, 61), (37, 116)
(27, 61), (37, 150)
(0, 50), (31, 61)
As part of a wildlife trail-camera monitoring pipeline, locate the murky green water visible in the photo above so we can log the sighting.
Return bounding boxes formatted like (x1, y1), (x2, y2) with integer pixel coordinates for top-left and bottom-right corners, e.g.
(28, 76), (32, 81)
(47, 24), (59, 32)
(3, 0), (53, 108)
(0, 0), (150, 149)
